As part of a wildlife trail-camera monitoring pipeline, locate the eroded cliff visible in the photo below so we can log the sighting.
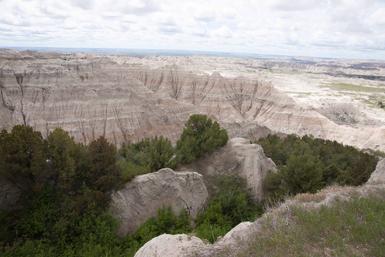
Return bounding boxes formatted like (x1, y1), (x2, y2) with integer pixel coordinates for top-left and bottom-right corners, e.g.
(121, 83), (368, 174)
(1, 50), (385, 151)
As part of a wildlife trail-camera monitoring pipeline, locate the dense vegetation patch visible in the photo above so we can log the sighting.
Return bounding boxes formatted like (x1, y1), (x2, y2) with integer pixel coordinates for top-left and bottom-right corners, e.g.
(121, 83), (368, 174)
(238, 195), (385, 257)
(258, 134), (378, 202)
(0, 115), (236, 256)
(1, 119), (379, 256)
(117, 114), (228, 181)
(176, 114), (228, 164)
(118, 136), (175, 182)
(195, 176), (263, 243)
(0, 126), (123, 256)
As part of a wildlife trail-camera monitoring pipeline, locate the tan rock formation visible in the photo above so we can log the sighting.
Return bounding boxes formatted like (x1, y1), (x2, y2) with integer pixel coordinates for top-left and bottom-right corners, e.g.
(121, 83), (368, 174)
(134, 234), (206, 257)
(182, 138), (276, 201)
(110, 168), (208, 236)
(367, 159), (385, 184)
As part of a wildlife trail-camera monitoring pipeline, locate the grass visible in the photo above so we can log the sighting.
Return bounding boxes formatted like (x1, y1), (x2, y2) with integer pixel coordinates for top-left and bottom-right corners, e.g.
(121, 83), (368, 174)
(321, 82), (385, 109)
(322, 82), (385, 94)
(237, 196), (385, 257)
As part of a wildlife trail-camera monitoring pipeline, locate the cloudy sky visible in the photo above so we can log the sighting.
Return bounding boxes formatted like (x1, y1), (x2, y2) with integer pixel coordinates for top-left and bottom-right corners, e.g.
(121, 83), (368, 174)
(0, 0), (385, 59)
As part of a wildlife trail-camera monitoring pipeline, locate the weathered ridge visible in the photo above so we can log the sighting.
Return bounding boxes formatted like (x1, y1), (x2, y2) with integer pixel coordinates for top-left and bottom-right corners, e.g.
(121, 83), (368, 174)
(1, 50), (385, 151)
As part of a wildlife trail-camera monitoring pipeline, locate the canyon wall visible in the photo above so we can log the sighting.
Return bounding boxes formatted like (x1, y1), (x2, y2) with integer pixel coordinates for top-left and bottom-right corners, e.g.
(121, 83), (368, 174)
(1, 50), (384, 151)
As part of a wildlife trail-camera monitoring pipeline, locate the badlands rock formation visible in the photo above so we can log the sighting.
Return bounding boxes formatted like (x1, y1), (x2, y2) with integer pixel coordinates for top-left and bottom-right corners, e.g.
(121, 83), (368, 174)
(133, 163), (385, 257)
(0, 49), (385, 151)
(367, 158), (385, 184)
(182, 137), (276, 200)
(110, 168), (208, 236)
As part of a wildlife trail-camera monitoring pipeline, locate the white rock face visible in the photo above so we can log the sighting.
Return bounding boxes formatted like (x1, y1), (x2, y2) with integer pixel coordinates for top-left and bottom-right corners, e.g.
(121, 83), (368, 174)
(367, 159), (385, 184)
(110, 168), (208, 236)
(183, 137), (276, 201)
(134, 234), (206, 257)
(218, 221), (259, 247)
(230, 138), (277, 200)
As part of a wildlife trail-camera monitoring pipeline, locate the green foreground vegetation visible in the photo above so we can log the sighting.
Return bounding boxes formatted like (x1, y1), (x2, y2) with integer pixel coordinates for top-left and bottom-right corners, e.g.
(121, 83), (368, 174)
(258, 134), (378, 202)
(1, 115), (247, 257)
(0, 114), (379, 257)
(238, 196), (385, 257)
(118, 114), (228, 181)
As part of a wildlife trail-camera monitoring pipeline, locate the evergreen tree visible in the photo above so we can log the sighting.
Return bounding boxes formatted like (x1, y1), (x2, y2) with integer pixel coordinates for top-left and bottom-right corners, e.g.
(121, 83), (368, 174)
(88, 137), (121, 193)
(47, 128), (77, 193)
(281, 154), (324, 195)
(145, 136), (174, 171)
(0, 125), (47, 193)
(176, 114), (228, 164)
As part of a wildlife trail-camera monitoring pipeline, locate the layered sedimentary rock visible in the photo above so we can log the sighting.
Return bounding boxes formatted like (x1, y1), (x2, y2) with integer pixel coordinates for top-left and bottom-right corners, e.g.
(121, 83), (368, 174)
(110, 168), (208, 236)
(182, 137), (276, 200)
(1, 50), (385, 151)
(0, 52), (194, 144)
(133, 161), (385, 257)
(131, 66), (385, 151)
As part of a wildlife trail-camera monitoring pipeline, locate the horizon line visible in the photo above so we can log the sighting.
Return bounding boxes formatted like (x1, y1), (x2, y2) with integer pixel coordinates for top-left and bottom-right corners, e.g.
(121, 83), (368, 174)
(1, 46), (385, 62)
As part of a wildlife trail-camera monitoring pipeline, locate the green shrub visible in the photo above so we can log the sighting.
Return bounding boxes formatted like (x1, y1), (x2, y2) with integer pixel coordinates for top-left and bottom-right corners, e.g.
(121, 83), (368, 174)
(259, 134), (378, 202)
(195, 176), (263, 243)
(118, 159), (150, 182)
(119, 136), (175, 181)
(131, 207), (192, 244)
(176, 114), (228, 164)
(0, 125), (48, 195)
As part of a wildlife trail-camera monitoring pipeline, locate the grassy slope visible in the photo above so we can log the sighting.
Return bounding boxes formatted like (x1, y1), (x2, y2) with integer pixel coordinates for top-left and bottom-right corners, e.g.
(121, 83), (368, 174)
(238, 195), (385, 257)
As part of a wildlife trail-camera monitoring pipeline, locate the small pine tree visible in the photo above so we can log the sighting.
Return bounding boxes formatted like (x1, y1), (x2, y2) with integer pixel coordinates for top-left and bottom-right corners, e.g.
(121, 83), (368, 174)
(47, 128), (77, 193)
(88, 137), (121, 193)
(0, 125), (47, 193)
(176, 114), (228, 164)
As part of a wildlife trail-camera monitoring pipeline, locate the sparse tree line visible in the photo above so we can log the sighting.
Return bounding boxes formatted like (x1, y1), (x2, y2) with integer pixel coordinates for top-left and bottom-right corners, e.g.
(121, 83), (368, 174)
(0, 114), (379, 257)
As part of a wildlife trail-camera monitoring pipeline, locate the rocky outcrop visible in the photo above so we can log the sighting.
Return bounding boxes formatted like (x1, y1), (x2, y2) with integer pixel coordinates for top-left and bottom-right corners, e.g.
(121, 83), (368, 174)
(110, 168), (208, 236)
(367, 159), (385, 184)
(182, 137), (276, 201)
(133, 159), (385, 257)
(230, 138), (277, 200)
(134, 234), (206, 257)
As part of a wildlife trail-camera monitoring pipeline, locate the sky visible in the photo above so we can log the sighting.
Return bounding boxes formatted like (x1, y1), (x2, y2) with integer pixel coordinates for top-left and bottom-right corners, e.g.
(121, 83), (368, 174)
(0, 0), (385, 60)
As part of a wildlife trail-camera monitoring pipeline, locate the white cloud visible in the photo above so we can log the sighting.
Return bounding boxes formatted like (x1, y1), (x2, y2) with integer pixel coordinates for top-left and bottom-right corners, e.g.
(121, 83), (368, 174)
(0, 0), (384, 59)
